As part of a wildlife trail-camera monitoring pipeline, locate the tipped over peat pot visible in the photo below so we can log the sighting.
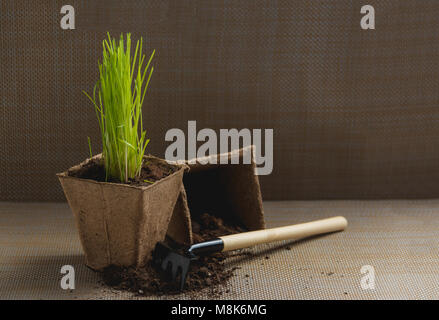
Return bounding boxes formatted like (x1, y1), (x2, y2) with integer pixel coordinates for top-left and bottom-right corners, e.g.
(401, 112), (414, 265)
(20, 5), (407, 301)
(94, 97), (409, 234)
(57, 154), (187, 270)
(167, 145), (266, 245)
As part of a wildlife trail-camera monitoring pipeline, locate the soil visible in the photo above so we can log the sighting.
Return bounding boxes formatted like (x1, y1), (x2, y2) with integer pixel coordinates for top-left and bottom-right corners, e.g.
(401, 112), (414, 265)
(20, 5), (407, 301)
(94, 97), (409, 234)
(67, 156), (178, 187)
(100, 213), (247, 297)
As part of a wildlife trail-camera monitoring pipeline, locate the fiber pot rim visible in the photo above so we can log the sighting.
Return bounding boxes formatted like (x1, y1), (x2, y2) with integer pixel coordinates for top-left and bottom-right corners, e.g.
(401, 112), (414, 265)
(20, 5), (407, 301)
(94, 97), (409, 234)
(57, 153), (188, 191)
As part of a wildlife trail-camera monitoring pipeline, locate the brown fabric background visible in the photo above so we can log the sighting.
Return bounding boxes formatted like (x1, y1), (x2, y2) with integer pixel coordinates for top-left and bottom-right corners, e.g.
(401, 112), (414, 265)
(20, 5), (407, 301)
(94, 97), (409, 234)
(2, 0), (439, 201)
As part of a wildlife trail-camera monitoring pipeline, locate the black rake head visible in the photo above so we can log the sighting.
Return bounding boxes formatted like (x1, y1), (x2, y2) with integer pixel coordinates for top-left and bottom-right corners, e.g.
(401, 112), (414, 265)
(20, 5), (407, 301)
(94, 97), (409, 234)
(152, 242), (196, 290)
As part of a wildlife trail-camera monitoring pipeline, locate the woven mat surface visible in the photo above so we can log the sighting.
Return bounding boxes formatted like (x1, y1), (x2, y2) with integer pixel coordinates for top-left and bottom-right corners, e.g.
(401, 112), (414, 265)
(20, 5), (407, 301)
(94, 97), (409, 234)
(1, 200), (439, 300)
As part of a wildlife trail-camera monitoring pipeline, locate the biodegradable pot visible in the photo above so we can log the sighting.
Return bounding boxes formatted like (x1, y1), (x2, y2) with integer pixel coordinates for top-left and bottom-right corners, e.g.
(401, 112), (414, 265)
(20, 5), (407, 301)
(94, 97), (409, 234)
(166, 145), (266, 245)
(57, 154), (186, 270)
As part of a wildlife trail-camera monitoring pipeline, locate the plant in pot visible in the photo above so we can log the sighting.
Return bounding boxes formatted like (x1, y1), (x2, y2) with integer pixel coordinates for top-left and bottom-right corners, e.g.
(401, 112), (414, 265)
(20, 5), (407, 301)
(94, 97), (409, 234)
(57, 33), (186, 270)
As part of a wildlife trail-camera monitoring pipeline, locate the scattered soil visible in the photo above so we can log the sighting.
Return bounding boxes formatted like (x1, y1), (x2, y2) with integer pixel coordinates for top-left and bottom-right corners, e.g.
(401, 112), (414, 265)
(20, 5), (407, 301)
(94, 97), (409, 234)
(67, 156), (178, 187)
(100, 213), (246, 297)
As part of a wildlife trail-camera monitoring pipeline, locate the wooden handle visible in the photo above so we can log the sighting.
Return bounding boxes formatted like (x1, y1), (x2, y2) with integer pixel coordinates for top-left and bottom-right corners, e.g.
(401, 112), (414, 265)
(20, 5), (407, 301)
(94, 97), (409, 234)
(219, 216), (347, 252)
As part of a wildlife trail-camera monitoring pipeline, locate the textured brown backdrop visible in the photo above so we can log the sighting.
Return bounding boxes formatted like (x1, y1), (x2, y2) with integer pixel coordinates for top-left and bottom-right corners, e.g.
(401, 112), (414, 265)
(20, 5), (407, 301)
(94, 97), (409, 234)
(2, 0), (439, 201)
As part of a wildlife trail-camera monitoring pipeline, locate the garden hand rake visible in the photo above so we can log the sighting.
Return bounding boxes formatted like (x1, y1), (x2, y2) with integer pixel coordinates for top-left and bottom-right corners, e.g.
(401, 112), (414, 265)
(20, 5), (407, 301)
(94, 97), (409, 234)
(152, 216), (348, 290)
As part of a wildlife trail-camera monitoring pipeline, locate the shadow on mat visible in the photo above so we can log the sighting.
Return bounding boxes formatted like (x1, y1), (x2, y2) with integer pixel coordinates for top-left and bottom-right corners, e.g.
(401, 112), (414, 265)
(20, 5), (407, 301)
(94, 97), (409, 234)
(224, 233), (333, 267)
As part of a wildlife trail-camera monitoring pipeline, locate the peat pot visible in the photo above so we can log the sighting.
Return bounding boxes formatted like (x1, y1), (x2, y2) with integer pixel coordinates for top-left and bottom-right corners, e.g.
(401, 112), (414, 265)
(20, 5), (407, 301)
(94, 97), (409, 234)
(57, 154), (186, 270)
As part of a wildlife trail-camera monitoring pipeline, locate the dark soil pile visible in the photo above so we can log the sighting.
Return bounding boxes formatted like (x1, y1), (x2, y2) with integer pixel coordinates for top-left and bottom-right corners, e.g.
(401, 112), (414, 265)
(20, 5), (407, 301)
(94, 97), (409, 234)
(100, 213), (246, 296)
(68, 156), (178, 187)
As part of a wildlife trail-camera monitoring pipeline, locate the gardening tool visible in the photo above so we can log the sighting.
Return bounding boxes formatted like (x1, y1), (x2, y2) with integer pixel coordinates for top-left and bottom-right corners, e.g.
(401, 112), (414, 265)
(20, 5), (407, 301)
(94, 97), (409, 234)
(153, 216), (348, 290)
